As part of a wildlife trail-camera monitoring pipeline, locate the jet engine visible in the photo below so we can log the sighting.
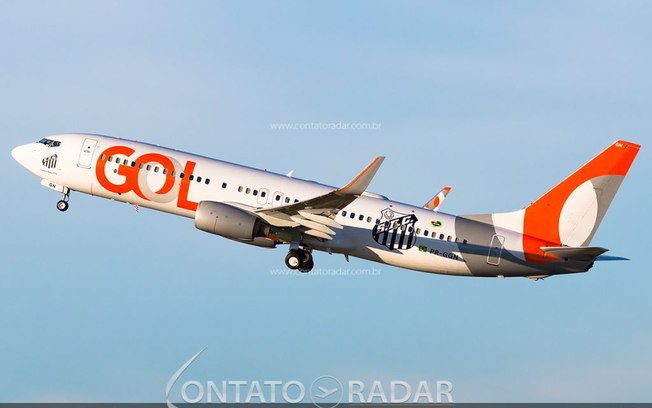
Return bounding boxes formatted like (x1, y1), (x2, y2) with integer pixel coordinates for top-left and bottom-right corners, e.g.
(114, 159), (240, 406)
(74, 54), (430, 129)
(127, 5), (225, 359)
(195, 201), (275, 248)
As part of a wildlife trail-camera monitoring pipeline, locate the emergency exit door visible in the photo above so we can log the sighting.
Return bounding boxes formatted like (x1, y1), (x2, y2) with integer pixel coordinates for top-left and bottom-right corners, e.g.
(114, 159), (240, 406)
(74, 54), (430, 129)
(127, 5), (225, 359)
(77, 138), (98, 169)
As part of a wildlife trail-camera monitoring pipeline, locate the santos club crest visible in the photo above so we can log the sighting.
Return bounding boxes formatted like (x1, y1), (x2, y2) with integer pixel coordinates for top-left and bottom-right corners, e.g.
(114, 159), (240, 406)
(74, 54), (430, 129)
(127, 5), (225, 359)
(372, 208), (418, 251)
(42, 154), (58, 169)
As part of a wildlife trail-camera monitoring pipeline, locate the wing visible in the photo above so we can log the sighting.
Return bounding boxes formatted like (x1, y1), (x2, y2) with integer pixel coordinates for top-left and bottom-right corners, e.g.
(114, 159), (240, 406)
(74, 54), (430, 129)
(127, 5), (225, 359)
(255, 156), (385, 240)
(540, 246), (608, 262)
(423, 186), (451, 212)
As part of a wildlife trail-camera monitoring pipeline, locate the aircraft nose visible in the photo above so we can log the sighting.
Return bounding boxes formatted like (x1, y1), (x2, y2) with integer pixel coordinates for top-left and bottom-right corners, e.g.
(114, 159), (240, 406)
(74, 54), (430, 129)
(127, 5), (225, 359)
(11, 144), (34, 168)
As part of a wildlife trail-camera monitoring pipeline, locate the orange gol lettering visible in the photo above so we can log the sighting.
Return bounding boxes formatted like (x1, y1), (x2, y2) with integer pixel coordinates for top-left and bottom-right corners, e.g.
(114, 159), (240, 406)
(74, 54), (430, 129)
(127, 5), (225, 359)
(96, 146), (199, 211)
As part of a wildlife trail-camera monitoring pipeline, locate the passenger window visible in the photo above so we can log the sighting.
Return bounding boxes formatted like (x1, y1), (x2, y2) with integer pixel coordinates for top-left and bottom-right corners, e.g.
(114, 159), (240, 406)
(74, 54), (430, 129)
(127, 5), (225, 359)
(447, 235), (452, 241)
(359, 214), (364, 221)
(253, 190), (258, 196)
(261, 191), (266, 198)
(146, 164), (152, 171)
(367, 216), (372, 223)
(123, 159), (129, 165)
(163, 168), (167, 175)
(284, 197), (290, 203)
(139, 163), (144, 169)
(246, 188), (251, 194)
(238, 186), (243, 192)
(154, 166), (159, 173)
(401, 225), (407, 231)
(424, 230), (429, 236)
(416, 228), (421, 234)
(275, 194), (281, 201)
(350, 213), (355, 219)
(439, 234), (445, 240)
(188, 174), (193, 180)
(101, 154), (106, 161)
(463, 239), (468, 245)
(431, 231), (436, 238)
(131, 161), (136, 167)
(222, 182), (227, 188)
(180, 172), (185, 179)
(171, 170), (176, 177)
(376, 219), (380, 224)
(205, 179), (210, 185)
(108, 156), (113, 162)
(196, 176), (202, 183)
(342, 211), (347, 216)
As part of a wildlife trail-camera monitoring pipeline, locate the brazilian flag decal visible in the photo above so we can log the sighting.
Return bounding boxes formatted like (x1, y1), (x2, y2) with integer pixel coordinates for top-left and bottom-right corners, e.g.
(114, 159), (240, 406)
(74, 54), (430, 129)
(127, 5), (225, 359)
(418, 245), (428, 252)
(431, 220), (442, 227)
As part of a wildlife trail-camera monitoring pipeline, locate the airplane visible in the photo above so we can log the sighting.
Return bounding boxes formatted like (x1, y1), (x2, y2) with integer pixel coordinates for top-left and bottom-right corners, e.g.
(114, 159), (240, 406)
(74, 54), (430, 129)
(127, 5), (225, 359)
(315, 386), (339, 399)
(11, 134), (640, 279)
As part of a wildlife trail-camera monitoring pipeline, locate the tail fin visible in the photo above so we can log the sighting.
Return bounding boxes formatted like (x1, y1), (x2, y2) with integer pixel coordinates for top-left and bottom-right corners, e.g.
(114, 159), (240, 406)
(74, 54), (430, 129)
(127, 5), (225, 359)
(524, 140), (640, 246)
(520, 140), (640, 260)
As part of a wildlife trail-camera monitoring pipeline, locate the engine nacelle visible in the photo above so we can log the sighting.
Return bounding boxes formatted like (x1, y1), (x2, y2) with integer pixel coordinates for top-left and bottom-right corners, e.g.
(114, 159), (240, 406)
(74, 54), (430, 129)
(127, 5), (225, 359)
(195, 201), (273, 246)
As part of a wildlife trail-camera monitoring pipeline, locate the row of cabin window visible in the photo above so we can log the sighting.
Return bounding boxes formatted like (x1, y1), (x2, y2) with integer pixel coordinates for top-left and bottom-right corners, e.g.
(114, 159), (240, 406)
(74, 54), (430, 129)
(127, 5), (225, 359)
(340, 210), (375, 223)
(339, 210), (468, 245)
(236, 186), (301, 204)
(106, 154), (302, 205)
(105, 155), (211, 185)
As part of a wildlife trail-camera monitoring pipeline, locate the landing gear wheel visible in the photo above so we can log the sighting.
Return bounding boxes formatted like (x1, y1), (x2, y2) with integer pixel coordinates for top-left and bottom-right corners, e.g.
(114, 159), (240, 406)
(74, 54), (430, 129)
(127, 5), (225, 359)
(285, 249), (304, 270)
(298, 259), (314, 273)
(298, 251), (314, 273)
(56, 200), (69, 212)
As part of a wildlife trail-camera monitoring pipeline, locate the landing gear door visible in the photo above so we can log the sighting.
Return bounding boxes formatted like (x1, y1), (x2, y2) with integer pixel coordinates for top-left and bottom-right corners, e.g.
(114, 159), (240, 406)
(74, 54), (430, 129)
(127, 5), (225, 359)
(487, 234), (505, 266)
(77, 138), (98, 169)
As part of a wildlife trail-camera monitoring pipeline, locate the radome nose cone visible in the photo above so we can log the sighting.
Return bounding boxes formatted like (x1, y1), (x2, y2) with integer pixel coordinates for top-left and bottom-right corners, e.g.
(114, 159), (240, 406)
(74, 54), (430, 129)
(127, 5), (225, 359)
(11, 145), (20, 161)
(11, 145), (23, 163)
(11, 144), (31, 167)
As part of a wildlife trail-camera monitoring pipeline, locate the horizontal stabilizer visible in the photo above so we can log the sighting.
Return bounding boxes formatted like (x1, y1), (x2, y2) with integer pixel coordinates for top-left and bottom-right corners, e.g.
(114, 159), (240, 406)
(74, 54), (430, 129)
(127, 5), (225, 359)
(540, 246), (608, 262)
(596, 254), (630, 261)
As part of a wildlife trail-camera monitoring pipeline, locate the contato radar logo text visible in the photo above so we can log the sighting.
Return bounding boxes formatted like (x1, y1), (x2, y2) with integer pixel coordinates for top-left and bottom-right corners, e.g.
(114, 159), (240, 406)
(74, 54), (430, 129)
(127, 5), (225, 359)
(166, 348), (453, 407)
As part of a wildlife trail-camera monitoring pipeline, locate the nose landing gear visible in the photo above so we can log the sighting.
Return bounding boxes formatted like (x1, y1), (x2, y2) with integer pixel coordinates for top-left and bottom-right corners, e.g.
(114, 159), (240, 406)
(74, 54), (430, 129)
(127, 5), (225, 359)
(56, 191), (70, 212)
(285, 248), (314, 273)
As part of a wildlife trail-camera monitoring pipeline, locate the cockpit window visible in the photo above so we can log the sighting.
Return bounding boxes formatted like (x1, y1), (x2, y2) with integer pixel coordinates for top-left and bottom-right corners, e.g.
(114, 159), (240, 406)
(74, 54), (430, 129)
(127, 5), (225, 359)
(38, 138), (61, 147)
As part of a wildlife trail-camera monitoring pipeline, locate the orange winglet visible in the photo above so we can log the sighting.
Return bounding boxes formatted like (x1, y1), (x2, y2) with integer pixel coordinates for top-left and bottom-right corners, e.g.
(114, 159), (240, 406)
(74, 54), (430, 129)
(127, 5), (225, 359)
(337, 156), (385, 195)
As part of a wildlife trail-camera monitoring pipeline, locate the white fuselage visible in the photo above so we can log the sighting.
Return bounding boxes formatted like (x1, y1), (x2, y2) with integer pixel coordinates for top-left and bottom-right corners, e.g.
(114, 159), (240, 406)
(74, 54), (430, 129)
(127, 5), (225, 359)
(17, 132), (622, 279)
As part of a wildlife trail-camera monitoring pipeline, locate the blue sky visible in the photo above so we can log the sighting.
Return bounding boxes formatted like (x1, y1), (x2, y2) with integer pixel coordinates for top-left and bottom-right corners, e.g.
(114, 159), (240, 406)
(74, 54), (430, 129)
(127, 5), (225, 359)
(1, 0), (651, 402)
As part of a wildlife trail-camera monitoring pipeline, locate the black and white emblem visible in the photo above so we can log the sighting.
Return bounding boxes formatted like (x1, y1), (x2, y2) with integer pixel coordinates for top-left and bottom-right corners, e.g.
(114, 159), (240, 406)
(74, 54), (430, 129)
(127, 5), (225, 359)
(372, 208), (418, 251)
(42, 154), (58, 169)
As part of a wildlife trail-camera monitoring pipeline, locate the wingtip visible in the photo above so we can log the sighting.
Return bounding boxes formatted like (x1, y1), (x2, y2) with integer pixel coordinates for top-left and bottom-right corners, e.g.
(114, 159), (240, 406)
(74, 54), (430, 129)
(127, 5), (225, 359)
(338, 156), (385, 195)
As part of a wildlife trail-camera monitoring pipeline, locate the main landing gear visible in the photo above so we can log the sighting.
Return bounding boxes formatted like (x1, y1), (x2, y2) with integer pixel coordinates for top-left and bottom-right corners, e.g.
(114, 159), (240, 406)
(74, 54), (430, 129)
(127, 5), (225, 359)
(285, 248), (314, 273)
(56, 191), (70, 212)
